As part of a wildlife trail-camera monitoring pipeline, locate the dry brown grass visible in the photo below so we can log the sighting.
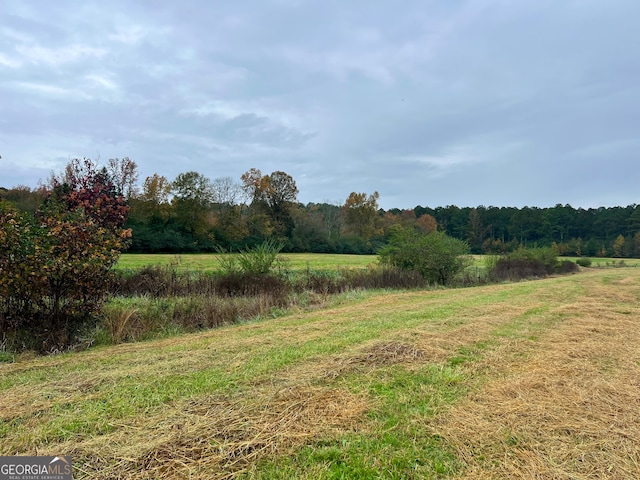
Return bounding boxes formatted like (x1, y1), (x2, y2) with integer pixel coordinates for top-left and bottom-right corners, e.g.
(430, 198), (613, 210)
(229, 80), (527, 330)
(53, 386), (368, 479)
(432, 272), (640, 479)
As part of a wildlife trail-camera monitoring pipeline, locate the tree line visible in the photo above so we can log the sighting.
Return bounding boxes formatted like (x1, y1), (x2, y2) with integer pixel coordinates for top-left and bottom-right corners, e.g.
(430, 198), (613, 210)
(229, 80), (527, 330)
(417, 204), (640, 257)
(2, 157), (639, 257)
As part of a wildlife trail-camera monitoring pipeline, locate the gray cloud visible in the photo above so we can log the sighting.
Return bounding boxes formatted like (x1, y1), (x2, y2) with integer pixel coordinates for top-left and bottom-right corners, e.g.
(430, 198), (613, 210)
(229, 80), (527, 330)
(1, 0), (639, 209)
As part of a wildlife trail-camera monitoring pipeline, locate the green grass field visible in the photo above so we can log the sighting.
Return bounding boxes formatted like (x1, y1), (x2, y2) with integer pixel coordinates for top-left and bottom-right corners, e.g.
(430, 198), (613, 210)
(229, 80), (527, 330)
(2, 268), (640, 478)
(117, 253), (379, 273)
(117, 252), (640, 276)
(564, 256), (640, 267)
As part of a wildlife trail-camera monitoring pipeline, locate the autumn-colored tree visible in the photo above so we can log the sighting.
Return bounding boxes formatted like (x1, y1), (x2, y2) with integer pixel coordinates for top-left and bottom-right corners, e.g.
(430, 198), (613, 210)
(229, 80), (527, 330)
(415, 214), (438, 234)
(1, 159), (131, 351)
(240, 168), (266, 201)
(107, 157), (140, 199)
(342, 191), (381, 241)
(48, 157), (130, 229)
(131, 173), (173, 222)
(141, 173), (172, 205)
(380, 209), (438, 238)
(241, 168), (299, 240)
(612, 234), (626, 258)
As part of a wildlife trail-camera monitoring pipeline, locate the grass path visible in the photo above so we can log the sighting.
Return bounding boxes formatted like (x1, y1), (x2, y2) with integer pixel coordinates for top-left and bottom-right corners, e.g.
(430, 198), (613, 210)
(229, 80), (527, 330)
(1, 269), (640, 478)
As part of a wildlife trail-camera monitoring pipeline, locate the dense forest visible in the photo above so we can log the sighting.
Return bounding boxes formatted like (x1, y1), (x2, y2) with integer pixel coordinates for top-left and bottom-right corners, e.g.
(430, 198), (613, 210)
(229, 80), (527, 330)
(2, 158), (639, 257)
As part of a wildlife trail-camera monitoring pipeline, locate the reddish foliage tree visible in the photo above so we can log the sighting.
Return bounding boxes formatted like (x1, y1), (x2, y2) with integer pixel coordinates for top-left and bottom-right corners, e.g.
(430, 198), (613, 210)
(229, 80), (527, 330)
(48, 157), (130, 229)
(1, 158), (131, 351)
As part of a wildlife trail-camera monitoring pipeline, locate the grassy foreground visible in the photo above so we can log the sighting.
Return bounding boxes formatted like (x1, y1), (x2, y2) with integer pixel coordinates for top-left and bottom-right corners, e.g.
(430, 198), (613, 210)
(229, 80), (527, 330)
(2, 268), (640, 478)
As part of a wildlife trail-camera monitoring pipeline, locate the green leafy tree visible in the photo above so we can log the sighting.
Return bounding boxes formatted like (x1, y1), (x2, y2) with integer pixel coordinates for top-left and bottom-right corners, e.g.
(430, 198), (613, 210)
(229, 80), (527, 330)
(126, 173), (179, 252)
(172, 171), (215, 246)
(379, 227), (471, 285)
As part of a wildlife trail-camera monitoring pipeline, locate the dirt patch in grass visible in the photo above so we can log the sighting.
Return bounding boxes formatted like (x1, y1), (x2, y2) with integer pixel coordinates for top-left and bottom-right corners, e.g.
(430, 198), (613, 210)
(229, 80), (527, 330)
(433, 281), (640, 479)
(56, 386), (368, 479)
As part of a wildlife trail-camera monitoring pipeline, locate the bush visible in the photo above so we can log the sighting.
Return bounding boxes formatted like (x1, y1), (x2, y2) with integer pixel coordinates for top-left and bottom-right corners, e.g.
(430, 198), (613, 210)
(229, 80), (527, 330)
(556, 260), (580, 274)
(488, 247), (560, 282)
(576, 257), (592, 267)
(238, 239), (286, 274)
(0, 200), (130, 352)
(378, 228), (472, 285)
(489, 258), (548, 282)
(0, 159), (131, 352)
(506, 246), (558, 270)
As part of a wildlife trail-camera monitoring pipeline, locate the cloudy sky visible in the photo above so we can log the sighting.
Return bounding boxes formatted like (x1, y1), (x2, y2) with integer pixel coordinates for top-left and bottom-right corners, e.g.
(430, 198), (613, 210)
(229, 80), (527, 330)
(1, 1), (639, 209)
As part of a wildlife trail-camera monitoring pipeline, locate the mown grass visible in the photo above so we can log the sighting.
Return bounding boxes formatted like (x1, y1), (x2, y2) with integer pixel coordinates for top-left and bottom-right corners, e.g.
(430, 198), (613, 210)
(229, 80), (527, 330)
(246, 363), (466, 479)
(2, 269), (640, 478)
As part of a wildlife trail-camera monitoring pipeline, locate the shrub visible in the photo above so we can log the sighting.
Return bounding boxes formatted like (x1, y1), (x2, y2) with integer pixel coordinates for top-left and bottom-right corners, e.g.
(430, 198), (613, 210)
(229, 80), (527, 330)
(214, 247), (242, 275)
(489, 258), (548, 282)
(556, 260), (580, 274)
(0, 159), (131, 352)
(378, 228), (472, 285)
(575, 257), (592, 267)
(488, 247), (559, 282)
(1, 202), (130, 351)
(506, 246), (558, 270)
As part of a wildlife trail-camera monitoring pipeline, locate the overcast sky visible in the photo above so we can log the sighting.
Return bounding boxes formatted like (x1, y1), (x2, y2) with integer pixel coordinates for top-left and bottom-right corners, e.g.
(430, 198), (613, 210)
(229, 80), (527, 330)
(1, 1), (639, 210)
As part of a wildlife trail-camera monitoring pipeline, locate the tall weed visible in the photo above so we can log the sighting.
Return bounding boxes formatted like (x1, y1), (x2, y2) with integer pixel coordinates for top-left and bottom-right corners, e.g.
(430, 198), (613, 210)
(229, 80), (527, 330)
(237, 239), (285, 275)
(215, 239), (285, 275)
